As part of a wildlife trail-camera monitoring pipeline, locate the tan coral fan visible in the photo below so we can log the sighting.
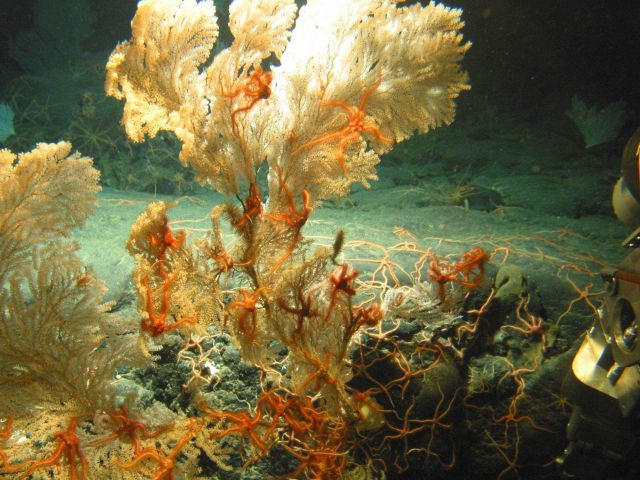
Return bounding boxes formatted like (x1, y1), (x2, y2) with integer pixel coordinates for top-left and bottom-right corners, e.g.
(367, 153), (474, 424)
(106, 0), (469, 201)
(0, 143), (142, 418)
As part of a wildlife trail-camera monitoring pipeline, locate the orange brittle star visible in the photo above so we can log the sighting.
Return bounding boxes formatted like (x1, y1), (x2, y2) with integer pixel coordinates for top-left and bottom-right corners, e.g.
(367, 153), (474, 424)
(222, 66), (272, 135)
(19, 418), (87, 480)
(294, 75), (393, 173)
(142, 217), (195, 336)
(119, 419), (201, 480)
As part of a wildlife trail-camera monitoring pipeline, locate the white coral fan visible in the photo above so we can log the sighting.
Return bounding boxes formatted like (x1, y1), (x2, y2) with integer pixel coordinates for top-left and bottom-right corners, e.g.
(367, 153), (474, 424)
(106, 0), (470, 207)
(566, 96), (627, 148)
(0, 102), (15, 142)
(382, 281), (462, 331)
